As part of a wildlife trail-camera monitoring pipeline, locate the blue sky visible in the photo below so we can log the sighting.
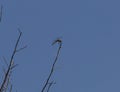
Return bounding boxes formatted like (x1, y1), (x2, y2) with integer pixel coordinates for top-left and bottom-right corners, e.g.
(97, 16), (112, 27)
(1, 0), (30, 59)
(0, 0), (120, 92)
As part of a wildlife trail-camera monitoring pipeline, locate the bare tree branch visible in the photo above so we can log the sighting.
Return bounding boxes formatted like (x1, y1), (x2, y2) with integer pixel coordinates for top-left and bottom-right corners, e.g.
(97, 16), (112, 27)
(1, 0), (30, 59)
(41, 39), (62, 92)
(16, 45), (27, 52)
(0, 31), (22, 92)
(47, 81), (56, 92)
(10, 64), (19, 70)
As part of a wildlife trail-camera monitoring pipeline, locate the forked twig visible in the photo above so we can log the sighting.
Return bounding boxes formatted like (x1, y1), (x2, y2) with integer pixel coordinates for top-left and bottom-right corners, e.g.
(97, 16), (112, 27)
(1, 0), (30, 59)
(41, 39), (62, 92)
(0, 31), (22, 92)
(16, 45), (27, 52)
(47, 81), (56, 92)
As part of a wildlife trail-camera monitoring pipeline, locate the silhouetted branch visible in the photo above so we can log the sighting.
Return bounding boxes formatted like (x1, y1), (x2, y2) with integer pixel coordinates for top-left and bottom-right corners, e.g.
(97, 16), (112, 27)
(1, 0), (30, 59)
(41, 39), (62, 92)
(16, 45), (27, 52)
(47, 81), (56, 92)
(0, 31), (22, 92)
(10, 64), (19, 70)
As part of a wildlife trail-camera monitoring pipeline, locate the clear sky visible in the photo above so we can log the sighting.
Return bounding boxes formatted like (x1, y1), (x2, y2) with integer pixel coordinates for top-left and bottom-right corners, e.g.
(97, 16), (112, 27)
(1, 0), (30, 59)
(0, 0), (120, 92)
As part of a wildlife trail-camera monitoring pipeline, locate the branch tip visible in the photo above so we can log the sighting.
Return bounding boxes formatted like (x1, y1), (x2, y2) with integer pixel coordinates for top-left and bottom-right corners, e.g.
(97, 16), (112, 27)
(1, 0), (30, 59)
(52, 39), (62, 46)
(17, 28), (22, 34)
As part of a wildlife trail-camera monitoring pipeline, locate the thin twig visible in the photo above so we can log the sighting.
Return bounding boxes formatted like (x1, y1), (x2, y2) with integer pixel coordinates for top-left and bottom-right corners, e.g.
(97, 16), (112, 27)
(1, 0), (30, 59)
(47, 81), (56, 92)
(2, 57), (8, 67)
(16, 45), (27, 52)
(10, 64), (19, 70)
(41, 39), (62, 92)
(4, 73), (10, 92)
(0, 31), (22, 92)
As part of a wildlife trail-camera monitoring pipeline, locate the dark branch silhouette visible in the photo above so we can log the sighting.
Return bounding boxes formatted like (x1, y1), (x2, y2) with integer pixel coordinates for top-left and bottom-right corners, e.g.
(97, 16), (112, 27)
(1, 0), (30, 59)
(16, 45), (27, 52)
(41, 39), (62, 92)
(0, 31), (22, 92)
(47, 81), (56, 92)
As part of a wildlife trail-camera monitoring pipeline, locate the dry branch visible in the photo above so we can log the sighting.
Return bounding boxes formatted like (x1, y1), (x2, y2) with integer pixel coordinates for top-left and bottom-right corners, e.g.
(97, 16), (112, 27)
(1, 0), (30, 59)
(47, 81), (56, 92)
(41, 39), (62, 92)
(0, 31), (22, 92)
